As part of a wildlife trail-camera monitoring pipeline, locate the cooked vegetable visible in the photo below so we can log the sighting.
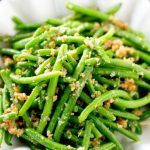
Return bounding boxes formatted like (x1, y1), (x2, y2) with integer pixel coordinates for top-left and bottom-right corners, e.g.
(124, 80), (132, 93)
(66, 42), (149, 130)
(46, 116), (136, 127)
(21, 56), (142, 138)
(0, 2), (150, 150)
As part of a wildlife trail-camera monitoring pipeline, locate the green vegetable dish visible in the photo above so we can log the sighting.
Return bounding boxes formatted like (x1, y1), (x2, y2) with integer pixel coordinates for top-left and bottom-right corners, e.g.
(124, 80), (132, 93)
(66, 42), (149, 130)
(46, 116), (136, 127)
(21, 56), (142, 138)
(0, 2), (150, 150)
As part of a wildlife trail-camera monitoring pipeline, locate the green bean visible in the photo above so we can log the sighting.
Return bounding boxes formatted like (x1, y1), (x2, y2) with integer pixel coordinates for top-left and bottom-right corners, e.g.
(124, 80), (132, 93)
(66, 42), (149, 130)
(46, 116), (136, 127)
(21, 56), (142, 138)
(63, 132), (82, 145)
(140, 109), (150, 121)
(46, 18), (63, 26)
(16, 61), (37, 69)
(114, 93), (150, 109)
(56, 35), (84, 44)
(62, 60), (74, 73)
(0, 95), (4, 145)
(94, 83), (106, 93)
(116, 29), (150, 52)
(105, 3), (122, 15)
(24, 128), (75, 150)
(0, 112), (17, 122)
(136, 50), (150, 65)
(12, 32), (33, 42)
(2, 86), (10, 112)
(86, 79), (96, 95)
(47, 47), (90, 133)
(16, 24), (41, 31)
(91, 123), (102, 139)
(109, 108), (139, 120)
(80, 90), (116, 121)
(69, 45), (86, 56)
(135, 123), (142, 134)
(10, 71), (61, 84)
(90, 115), (123, 150)
(107, 58), (150, 80)
(73, 48), (89, 79)
(59, 77), (76, 83)
(85, 58), (100, 66)
(135, 80), (150, 91)
(53, 66), (93, 142)
(66, 2), (110, 21)
(92, 142), (116, 150)
(82, 120), (93, 150)
(12, 16), (24, 25)
(80, 91), (93, 104)
(14, 53), (38, 61)
(98, 107), (116, 121)
(0, 48), (20, 55)
(93, 67), (139, 79)
(47, 87), (71, 133)
(22, 112), (32, 128)
(79, 90), (131, 123)
(69, 114), (102, 139)
(25, 29), (59, 50)
(5, 131), (13, 145)
(37, 49), (58, 57)
(0, 70), (14, 100)
(93, 28), (104, 38)
(67, 54), (77, 67)
(37, 44), (68, 134)
(94, 75), (120, 88)
(13, 37), (32, 49)
(35, 58), (51, 75)
(19, 82), (46, 116)
(100, 118), (139, 141)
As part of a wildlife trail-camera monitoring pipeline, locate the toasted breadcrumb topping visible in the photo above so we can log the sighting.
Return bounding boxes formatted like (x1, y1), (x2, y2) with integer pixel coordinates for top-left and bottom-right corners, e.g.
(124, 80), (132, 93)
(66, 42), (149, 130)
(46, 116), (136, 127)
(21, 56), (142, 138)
(116, 46), (134, 58)
(4, 57), (14, 67)
(4, 104), (18, 114)
(104, 100), (111, 109)
(117, 118), (128, 128)
(46, 41), (56, 49)
(80, 73), (85, 78)
(14, 92), (27, 101)
(93, 22), (100, 31)
(61, 67), (67, 77)
(84, 38), (94, 49)
(121, 79), (137, 91)
(70, 81), (80, 91)
(0, 119), (24, 137)
(53, 95), (58, 102)
(12, 83), (20, 93)
(110, 16), (128, 30)
(77, 147), (85, 150)
(91, 138), (100, 147)
(132, 109), (143, 116)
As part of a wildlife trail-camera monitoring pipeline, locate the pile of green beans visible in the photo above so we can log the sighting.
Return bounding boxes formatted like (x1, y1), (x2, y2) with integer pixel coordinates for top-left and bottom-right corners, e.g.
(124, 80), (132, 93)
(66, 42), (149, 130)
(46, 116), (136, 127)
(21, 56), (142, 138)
(0, 2), (150, 150)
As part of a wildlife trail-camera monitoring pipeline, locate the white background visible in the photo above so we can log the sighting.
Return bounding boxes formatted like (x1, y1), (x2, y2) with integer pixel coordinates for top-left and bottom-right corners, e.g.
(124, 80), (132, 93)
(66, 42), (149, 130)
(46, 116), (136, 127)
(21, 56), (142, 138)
(0, 0), (150, 149)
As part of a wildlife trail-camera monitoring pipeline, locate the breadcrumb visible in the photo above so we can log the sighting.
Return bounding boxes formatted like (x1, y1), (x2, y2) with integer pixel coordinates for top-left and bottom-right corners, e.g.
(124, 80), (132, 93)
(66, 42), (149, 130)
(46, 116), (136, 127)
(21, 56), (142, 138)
(4, 57), (14, 67)
(117, 118), (128, 128)
(80, 73), (85, 78)
(77, 147), (85, 150)
(110, 16), (128, 30)
(12, 83), (20, 93)
(104, 100), (111, 109)
(112, 39), (123, 51)
(53, 95), (58, 102)
(91, 138), (100, 147)
(70, 81), (79, 91)
(116, 46), (134, 58)
(93, 22), (100, 31)
(14, 92), (27, 101)
(121, 79), (137, 91)
(132, 109), (143, 116)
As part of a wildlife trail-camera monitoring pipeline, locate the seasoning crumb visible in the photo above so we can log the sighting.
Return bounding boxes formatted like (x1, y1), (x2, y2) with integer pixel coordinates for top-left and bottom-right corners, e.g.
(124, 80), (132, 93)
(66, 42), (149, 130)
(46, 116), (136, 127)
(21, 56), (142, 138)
(121, 79), (137, 91)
